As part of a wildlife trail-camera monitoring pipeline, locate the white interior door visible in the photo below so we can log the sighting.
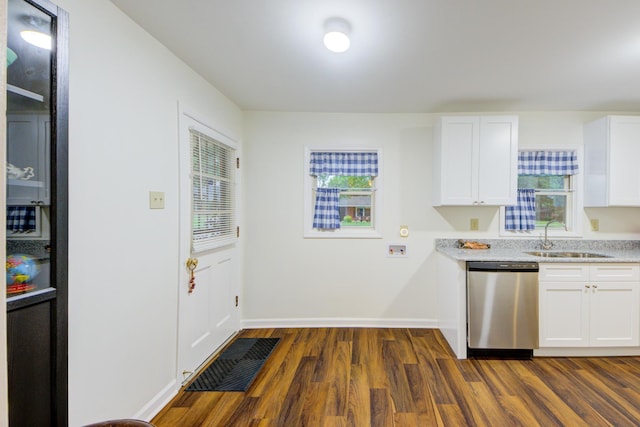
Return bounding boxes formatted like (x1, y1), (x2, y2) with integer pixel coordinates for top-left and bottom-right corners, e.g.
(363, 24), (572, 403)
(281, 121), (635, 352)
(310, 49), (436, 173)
(177, 106), (240, 384)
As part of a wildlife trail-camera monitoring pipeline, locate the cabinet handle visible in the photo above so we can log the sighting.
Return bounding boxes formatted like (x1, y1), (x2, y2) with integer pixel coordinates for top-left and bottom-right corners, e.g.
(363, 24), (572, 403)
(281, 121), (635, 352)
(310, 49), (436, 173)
(585, 284), (591, 289)
(593, 284), (598, 289)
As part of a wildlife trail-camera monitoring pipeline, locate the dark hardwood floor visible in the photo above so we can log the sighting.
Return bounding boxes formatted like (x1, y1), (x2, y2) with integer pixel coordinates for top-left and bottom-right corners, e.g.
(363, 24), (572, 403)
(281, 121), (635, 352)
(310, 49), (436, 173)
(152, 328), (640, 426)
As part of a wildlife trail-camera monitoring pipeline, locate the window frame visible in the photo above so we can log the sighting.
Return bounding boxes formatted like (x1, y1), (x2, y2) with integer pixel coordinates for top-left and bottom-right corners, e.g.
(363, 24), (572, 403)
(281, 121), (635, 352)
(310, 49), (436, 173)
(189, 126), (238, 252)
(500, 148), (583, 238)
(304, 147), (383, 239)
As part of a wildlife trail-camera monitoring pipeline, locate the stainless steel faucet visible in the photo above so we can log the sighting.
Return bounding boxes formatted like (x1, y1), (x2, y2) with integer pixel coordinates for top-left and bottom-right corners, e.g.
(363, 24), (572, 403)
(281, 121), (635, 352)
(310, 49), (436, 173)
(540, 220), (567, 250)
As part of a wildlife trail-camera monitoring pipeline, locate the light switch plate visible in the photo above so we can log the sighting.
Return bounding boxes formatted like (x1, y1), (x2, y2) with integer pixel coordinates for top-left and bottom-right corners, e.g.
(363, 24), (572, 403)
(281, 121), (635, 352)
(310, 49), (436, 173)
(470, 218), (479, 231)
(590, 219), (599, 231)
(149, 191), (165, 209)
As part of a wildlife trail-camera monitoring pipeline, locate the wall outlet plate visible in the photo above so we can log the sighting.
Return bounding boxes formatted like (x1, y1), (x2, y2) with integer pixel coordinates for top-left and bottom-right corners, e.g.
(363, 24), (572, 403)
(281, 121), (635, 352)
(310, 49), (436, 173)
(149, 191), (165, 209)
(470, 218), (479, 231)
(590, 219), (599, 231)
(388, 244), (407, 257)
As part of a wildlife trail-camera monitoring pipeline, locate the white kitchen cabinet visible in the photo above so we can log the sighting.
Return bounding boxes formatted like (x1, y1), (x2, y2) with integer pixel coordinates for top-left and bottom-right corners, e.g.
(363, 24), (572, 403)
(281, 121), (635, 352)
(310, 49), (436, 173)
(539, 263), (640, 348)
(432, 115), (518, 206)
(584, 115), (640, 206)
(7, 114), (51, 206)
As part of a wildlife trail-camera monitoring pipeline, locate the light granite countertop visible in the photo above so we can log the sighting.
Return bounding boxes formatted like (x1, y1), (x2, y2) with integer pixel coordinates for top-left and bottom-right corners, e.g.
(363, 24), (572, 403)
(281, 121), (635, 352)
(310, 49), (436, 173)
(436, 239), (640, 263)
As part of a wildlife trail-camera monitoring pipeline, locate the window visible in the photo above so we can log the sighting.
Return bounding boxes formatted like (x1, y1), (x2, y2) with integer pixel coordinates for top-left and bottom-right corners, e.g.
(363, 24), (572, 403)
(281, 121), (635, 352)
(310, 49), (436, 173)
(502, 150), (581, 236)
(190, 129), (236, 252)
(304, 148), (382, 238)
(518, 175), (573, 228)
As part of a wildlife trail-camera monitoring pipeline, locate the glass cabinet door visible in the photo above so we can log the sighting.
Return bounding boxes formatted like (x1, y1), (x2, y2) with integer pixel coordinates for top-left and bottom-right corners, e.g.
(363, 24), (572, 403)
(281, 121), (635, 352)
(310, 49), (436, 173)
(6, 0), (53, 297)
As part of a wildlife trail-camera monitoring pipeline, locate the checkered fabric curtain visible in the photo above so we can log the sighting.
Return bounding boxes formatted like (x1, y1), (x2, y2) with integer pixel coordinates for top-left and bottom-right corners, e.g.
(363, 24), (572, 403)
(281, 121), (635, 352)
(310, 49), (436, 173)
(313, 188), (341, 229)
(505, 189), (536, 231)
(7, 206), (36, 233)
(309, 152), (378, 177)
(518, 151), (579, 175)
(310, 151), (378, 230)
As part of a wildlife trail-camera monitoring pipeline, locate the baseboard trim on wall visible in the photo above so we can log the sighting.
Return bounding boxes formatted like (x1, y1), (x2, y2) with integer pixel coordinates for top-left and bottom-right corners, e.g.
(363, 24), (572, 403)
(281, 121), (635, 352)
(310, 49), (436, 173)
(133, 378), (179, 422)
(241, 317), (439, 329)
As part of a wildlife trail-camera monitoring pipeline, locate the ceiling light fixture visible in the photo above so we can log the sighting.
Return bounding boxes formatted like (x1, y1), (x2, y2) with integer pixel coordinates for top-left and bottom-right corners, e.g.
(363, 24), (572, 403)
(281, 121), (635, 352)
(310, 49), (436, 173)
(323, 17), (351, 53)
(20, 30), (52, 50)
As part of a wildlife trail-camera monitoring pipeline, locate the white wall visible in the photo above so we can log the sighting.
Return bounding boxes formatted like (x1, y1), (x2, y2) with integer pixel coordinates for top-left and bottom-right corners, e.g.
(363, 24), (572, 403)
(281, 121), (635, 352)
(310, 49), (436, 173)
(242, 111), (640, 326)
(55, 0), (242, 425)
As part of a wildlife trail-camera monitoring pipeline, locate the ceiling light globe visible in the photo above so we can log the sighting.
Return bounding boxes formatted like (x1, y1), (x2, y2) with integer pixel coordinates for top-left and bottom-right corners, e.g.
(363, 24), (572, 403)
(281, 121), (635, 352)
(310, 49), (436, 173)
(324, 31), (350, 53)
(20, 30), (52, 50)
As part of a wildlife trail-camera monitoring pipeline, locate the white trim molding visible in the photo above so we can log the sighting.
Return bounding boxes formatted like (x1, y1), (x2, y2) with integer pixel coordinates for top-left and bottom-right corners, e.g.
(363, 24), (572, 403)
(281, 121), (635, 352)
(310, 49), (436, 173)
(242, 317), (438, 329)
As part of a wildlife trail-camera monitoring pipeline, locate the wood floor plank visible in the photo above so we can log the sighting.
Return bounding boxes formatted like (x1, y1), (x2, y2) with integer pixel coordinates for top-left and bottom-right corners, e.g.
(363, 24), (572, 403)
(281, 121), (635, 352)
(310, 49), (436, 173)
(468, 381), (521, 426)
(151, 328), (640, 427)
(497, 395), (543, 427)
(364, 329), (392, 389)
(410, 334), (458, 405)
(323, 340), (351, 416)
(250, 334), (306, 420)
(381, 339), (416, 413)
(511, 365), (597, 426)
(322, 415), (348, 427)
(217, 395), (260, 427)
(528, 358), (630, 426)
(300, 380), (331, 426)
(403, 363), (437, 422)
(275, 355), (318, 426)
(574, 367), (640, 424)
(436, 358), (489, 426)
(369, 388), (394, 427)
(346, 363), (371, 426)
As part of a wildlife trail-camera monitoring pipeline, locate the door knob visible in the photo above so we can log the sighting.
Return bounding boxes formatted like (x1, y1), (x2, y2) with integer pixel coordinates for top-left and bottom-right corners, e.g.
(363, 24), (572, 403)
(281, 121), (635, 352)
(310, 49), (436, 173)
(186, 258), (198, 293)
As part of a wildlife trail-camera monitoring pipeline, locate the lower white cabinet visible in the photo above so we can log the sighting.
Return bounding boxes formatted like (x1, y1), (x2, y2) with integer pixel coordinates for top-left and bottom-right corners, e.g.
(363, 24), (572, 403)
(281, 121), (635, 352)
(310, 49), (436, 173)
(539, 263), (640, 347)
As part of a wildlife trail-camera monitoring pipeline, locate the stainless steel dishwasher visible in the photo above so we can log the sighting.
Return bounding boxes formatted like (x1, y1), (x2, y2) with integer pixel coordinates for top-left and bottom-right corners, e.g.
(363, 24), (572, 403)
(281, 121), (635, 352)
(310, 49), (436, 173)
(467, 261), (539, 357)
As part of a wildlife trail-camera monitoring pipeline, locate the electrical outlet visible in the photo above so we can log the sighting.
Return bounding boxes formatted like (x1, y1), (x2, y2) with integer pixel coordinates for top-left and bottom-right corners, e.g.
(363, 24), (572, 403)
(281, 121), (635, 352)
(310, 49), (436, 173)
(470, 218), (479, 231)
(590, 219), (599, 231)
(149, 191), (165, 209)
(388, 244), (407, 257)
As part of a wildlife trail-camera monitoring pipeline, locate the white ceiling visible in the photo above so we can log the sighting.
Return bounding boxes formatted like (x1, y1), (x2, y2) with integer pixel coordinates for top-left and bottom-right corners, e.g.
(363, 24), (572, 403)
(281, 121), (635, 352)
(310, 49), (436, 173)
(111, 0), (640, 113)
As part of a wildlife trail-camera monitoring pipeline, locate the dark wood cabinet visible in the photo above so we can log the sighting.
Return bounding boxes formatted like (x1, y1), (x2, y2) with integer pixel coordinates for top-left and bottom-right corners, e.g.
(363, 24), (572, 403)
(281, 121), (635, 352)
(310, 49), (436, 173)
(7, 290), (55, 426)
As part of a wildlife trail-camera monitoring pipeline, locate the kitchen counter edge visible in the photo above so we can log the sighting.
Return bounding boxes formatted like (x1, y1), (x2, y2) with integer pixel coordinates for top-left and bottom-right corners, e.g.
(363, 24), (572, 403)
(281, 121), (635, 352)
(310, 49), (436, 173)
(435, 239), (640, 263)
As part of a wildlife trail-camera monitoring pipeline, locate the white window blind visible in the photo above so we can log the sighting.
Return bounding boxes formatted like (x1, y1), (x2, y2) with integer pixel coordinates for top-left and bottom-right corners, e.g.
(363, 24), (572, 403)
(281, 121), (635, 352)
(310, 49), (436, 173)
(190, 129), (236, 252)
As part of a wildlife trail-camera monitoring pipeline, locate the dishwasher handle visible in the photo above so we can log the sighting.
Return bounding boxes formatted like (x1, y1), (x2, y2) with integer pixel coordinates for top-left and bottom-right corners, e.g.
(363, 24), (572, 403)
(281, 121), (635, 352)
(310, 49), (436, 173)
(467, 261), (539, 272)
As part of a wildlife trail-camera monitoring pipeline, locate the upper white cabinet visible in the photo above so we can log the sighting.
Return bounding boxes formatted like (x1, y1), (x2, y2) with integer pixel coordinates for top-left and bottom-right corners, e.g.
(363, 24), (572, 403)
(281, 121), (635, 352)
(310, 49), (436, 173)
(7, 114), (51, 206)
(432, 115), (518, 206)
(584, 115), (640, 207)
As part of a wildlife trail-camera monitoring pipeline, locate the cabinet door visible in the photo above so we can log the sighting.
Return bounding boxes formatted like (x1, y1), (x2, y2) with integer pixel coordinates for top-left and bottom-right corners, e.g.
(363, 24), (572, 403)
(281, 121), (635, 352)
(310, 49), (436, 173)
(589, 281), (640, 347)
(608, 116), (640, 206)
(539, 281), (589, 347)
(477, 116), (518, 205)
(7, 114), (51, 205)
(434, 116), (479, 205)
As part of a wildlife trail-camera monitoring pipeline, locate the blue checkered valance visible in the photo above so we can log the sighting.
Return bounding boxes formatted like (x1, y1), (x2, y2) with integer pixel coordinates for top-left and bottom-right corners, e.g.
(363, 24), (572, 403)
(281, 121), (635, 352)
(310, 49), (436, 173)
(309, 152), (378, 177)
(518, 151), (579, 175)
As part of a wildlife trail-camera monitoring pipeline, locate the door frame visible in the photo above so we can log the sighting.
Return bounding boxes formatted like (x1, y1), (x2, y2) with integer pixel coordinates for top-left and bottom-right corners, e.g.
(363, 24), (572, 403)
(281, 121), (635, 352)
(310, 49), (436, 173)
(176, 103), (241, 383)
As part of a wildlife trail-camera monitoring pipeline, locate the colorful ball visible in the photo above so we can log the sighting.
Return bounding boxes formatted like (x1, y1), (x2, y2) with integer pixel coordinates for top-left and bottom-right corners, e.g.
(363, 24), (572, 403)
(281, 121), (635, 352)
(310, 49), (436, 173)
(6, 254), (40, 285)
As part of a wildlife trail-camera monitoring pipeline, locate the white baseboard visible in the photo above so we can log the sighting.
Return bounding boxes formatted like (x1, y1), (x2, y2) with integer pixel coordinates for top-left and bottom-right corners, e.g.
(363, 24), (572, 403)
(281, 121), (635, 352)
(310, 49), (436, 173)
(534, 347), (640, 357)
(241, 317), (438, 329)
(133, 378), (179, 422)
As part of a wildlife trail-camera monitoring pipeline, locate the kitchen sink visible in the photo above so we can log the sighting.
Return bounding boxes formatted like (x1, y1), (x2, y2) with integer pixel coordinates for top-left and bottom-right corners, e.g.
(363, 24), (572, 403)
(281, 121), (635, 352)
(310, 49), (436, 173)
(524, 251), (611, 258)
